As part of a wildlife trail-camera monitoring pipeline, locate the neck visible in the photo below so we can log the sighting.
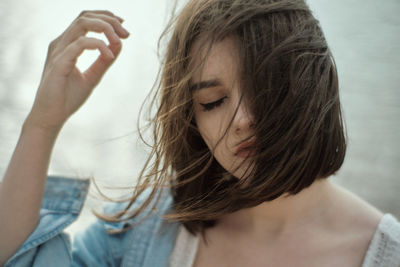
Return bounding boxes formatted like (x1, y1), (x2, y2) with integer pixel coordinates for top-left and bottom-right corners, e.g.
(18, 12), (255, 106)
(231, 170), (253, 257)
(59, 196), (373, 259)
(217, 179), (333, 237)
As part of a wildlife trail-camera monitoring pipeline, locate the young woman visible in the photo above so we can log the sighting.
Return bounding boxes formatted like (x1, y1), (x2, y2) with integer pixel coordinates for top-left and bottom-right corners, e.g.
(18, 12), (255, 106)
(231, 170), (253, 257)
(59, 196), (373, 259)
(1, 0), (399, 266)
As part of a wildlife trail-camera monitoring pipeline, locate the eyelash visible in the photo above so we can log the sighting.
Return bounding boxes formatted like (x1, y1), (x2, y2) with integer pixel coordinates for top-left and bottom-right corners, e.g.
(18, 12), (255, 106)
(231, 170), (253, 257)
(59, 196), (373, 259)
(200, 96), (227, 111)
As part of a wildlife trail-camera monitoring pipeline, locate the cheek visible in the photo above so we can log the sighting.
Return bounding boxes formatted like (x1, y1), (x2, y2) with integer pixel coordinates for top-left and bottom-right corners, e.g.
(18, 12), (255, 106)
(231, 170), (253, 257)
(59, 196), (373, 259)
(196, 118), (231, 158)
(196, 120), (215, 150)
(195, 114), (220, 150)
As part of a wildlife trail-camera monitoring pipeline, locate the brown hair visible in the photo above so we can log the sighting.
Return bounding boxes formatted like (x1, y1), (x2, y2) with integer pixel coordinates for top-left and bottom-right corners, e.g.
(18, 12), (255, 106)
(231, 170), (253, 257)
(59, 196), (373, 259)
(98, 0), (347, 235)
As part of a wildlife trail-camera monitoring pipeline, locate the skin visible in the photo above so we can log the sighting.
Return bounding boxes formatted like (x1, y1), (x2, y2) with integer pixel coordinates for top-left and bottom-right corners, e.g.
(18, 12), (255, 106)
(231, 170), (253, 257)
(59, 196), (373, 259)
(192, 36), (255, 179)
(0, 10), (129, 265)
(191, 37), (384, 267)
(0, 10), (385, 266)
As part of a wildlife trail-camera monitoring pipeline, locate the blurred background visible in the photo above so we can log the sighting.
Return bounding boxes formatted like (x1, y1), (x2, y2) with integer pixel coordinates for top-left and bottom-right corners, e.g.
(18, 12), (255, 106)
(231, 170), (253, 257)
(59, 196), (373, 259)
(0, 0), (399, 237)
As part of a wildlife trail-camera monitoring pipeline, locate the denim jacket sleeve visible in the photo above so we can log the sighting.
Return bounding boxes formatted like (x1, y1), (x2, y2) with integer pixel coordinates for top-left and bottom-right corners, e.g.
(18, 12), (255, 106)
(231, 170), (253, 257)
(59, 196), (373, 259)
(4, 176), (90, 267)
(70, 198), (138, 266)
(71, 188), (180, 267)
(71, 217), (118, 266)
(5, 176), (180, 267)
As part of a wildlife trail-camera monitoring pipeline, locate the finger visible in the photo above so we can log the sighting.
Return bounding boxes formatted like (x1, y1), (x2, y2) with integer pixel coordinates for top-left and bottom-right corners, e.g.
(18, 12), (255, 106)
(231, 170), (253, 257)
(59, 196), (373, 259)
(108, 34), (123, 60)
(79, 10), (120, 21)
(83, 49), (117, 86)
(79, 10), (125, 29)
(63, 17), (122, 47)
(57, 37), (114, 76)
(83, 35), (124, 86)
(84, 13), (129, 38)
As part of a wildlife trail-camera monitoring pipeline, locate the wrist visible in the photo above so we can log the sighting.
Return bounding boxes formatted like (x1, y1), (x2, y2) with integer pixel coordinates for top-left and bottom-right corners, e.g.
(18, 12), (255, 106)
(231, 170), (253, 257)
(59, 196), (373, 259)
(22, 114), (63, 137)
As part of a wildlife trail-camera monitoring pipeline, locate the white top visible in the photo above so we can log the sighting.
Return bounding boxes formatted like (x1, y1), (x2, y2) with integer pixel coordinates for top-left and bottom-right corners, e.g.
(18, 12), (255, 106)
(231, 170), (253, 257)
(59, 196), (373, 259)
(362, 214), (400, 267)
(169, 225), (200, 267)
(169, 214), (400, 267)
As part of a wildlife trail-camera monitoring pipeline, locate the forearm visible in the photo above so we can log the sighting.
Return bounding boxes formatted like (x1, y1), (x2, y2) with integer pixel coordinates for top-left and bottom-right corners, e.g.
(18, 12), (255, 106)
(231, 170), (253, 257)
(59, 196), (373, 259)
(0, 118), (61, 265)
(0, 10), (127, 265)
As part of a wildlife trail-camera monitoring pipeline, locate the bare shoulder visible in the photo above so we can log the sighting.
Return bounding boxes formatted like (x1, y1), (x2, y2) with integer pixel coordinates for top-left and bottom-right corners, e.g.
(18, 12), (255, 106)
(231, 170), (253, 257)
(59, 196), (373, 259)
(328, 182), (384, 229)
(323, 182), (385, 265)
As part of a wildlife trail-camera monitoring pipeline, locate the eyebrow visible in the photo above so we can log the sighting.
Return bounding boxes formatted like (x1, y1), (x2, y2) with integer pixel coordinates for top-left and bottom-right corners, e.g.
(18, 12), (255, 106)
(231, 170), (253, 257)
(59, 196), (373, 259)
(189, 79), (222, 92)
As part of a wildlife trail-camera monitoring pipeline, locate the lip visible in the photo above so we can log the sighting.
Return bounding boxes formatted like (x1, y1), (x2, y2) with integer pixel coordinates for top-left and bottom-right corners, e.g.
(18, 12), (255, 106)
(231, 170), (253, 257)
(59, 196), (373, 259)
(234, 138), (256, 158)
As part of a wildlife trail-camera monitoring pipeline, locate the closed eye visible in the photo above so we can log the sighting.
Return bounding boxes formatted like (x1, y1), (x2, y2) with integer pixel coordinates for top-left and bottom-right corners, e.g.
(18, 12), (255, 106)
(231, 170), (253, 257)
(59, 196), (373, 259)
(200, 96), (227, 111)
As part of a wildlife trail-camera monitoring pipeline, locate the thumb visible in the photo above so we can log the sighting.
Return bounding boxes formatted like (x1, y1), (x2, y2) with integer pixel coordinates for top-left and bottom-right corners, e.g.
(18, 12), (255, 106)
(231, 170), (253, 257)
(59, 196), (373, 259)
(83, 40), (122, 86)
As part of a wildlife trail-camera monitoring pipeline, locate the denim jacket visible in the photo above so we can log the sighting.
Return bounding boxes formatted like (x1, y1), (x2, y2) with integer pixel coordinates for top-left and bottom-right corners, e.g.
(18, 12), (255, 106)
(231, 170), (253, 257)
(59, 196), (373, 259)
(6, 177), (400, 267)
(5, 176), (180, 267)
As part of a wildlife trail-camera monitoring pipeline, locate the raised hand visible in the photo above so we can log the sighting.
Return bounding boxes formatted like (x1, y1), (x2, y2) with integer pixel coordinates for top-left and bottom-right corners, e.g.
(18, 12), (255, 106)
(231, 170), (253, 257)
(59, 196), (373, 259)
(0, 12), (129, 264)
(27, 10), (129, 131)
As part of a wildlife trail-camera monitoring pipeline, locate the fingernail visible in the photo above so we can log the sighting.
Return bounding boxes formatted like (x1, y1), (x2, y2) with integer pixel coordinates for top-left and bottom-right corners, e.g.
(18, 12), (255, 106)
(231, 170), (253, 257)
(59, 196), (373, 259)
(122, 28), (130, 36)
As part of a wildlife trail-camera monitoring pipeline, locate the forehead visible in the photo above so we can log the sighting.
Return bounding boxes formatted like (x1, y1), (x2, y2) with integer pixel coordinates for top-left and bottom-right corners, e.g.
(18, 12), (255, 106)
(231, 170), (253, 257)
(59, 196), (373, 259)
(189, 36), (241, 85)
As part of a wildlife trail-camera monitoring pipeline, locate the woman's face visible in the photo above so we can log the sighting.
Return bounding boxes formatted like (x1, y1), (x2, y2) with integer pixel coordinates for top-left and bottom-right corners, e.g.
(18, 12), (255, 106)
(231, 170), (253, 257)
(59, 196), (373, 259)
(191, 37), (255, 179)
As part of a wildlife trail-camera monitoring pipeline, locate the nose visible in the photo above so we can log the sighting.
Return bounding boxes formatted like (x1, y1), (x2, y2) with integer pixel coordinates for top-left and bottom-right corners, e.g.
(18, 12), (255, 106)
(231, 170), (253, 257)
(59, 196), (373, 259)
(233, 99), (255, 134)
